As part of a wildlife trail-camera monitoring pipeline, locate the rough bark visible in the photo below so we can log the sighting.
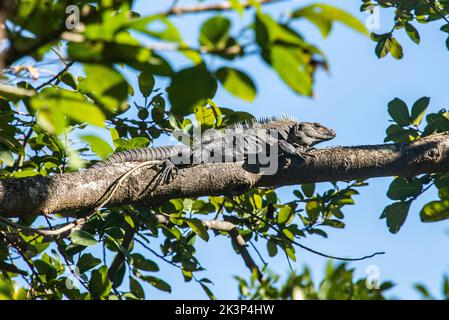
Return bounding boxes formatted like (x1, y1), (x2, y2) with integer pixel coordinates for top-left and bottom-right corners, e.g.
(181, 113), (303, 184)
(1, 133), (449, 218)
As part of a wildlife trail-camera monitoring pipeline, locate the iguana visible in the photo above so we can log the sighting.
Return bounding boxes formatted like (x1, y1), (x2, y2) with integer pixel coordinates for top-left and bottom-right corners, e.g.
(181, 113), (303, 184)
(90, 116), (336, 183)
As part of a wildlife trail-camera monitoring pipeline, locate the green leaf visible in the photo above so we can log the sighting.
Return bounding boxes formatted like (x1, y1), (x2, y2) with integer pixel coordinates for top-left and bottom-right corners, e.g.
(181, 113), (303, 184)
(387, 177), (422, 200)
(373, 33), (403, 59)
(138, 71), (155, 98)
(167, 65), (217, 116)
(301, 183), (315, 198)
(194, 104), (222, 128)
(389, 37), (403, 60)
(255, 12), (304, 47)
(277, 206), (292, 224)
(443, 275), (449, 299)
(78, 64), (129, 114)
(285, 246), (296, 261)
(267, 240), (278, 257)
(291, 4), (368, 37)
(308, 228), (328, 238)
(230, 0), (244, 15)
(186, 219), (209, 242)
(388, 98), (411, 126)
(384, 124), (417, 143)
(89, 266), (112, 299)
(130, 15), (181, 42)
(442, 274), (449, 300)
(414, 284), (434, 299)
(411, 97), (430, 126)
(420, 200), (449, 222)
(77, 253), (101, 273)
(321, 219), (345, 229)
(131, 253), (159, 272)
(59, 72), (77, 90)
(140, 276), (171, 293)
(374, 34), (390, 58)
(405, 23), (420, 44)
(82, 135), (113, 159)
(160, 199), (184, 214)
(200, 283), (215, 300)
(31, 88), (106, 134)
(0, 149), (14, 167)
(270, 45), (312, 96)
(70, 230), (98, 247)
(306, 199), (321, 221)
(129, 277), (145, 299)
(199, 16), (231, 50)
(424, 112), (449, 134)
(381, 201), (411, 234)
(441, 24), (449, 33)
(215, 67), (256, 102)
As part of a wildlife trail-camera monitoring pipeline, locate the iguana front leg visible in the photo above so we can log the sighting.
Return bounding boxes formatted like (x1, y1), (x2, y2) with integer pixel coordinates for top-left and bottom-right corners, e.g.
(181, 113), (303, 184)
(278, 140), (297, 156)
(295, 145), (316, 159)
(278, 141), (314, 160)
(278, 140), (299, 168)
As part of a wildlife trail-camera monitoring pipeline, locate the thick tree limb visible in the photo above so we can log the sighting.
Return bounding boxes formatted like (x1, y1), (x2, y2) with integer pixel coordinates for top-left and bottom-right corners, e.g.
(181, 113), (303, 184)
(1, 133), (449, 218)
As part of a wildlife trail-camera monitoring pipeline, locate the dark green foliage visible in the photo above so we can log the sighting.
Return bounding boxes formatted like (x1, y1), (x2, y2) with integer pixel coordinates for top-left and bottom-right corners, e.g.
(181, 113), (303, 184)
(236, 261), (394, 300)
(363, 0), (449, 58)
(0, 0), (447, 301)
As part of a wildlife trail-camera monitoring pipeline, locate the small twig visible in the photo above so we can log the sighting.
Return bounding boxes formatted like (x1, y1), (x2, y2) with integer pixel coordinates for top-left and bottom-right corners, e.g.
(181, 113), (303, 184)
(0, 231), (45, 293)
(50, 48), (68, 66)
(229, 198), (385, 262)
(16, 124), (35, 171)
(248, 240), (268, 266)
(0, 83), (35, 96)
(134, 236), (181, 270)
(42, 217), (90, 292)
(153, 213), (264, 280)
(35, 60), (74, 91)
(164, 0), (286, 16)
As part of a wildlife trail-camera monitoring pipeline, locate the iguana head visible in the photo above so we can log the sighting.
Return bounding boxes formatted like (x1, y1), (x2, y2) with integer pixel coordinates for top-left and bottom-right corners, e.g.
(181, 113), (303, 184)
(290, 122), (336, 147)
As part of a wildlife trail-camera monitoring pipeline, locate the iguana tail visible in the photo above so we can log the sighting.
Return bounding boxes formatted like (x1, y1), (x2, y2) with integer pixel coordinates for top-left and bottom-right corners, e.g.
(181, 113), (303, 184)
(89, 145), (189, 169)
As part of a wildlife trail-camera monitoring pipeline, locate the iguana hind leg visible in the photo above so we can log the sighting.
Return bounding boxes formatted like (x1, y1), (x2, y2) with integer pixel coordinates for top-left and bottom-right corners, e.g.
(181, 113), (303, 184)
(154, 159), (178, 185)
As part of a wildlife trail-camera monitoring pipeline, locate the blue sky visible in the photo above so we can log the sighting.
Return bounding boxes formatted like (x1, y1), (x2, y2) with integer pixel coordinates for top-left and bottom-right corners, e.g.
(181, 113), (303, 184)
(116, 0), (449, 299)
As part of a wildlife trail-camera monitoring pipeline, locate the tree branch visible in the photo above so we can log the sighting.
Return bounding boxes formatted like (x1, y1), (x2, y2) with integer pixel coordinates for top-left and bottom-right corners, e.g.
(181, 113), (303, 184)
(1, 133), (449, 218)
(164, 0), (286, 16)
(153, 215), (263, 280)
(106, 213), (263, 284)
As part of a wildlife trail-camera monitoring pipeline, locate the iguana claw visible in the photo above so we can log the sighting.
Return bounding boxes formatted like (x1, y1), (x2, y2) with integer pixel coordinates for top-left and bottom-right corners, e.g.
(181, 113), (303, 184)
(155, 159), (178, 185)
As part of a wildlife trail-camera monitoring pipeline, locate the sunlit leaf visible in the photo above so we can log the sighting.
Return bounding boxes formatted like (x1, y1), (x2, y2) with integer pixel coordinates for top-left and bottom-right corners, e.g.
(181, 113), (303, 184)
(420, 200), (449, 222)
(291, 4), (368, 37)
(186, 219), (209, 242)
(215, 67), (256, 102)
(70, 230), (98, 247)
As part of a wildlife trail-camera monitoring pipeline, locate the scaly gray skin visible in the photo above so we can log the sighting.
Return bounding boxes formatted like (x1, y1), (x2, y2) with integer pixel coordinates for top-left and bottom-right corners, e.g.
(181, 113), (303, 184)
(90, 116), (336, 183)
